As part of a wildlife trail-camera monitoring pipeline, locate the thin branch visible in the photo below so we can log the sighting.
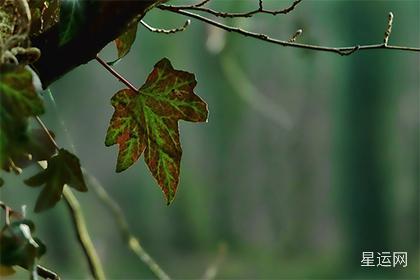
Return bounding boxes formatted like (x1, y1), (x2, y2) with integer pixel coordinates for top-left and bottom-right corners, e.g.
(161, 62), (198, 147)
(34, 118), (106, 280)
(288, 28), (303, 43)
(0, 201), (12, 225)
(84, 171), (171, 280)
(201, 243), (227, 280)
(95, 55), (138, 92)
(384, 12), (394, 45)
(141, 19), (191, 34)
(193, 0), (211, 8)
(62, 187), (106, 280)
(160, 0), (302, 18)
(158, 7), (420, 55)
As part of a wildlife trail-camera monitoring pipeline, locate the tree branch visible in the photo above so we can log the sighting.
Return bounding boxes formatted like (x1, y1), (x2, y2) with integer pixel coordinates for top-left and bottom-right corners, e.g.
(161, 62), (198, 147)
(141, 19), (191, 34)
(158, 6), (420, 55)
(31, 0), (164, 88)
(62, 187), (106, 280)
(160, 0), (302, 18)
(84, 172), (170, 280)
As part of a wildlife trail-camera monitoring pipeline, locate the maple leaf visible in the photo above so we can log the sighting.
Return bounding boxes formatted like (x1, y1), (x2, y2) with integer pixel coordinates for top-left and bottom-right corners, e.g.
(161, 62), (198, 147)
(106, 58), (208, 204)
(24, 149), (87, 212)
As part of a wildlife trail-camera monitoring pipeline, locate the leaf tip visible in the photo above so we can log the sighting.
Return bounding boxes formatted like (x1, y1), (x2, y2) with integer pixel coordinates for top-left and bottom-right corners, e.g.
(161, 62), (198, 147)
(115, 164), (127, 173)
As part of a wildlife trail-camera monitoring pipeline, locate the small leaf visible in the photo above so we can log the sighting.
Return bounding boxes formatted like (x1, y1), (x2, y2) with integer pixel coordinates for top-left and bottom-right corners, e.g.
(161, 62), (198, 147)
(0, 219), (45, 269)
(9, 129), (57, 169)
(108, 23), (138, 65)
(106, 58), (208, 204)
(24, 149), (87, 212)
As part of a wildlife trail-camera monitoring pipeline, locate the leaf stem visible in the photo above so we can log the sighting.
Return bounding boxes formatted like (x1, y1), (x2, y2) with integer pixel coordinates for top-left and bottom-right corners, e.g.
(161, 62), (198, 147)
(34, 116), (59, 150)
(95, 55), (139, 92)
(34, 117), (106, 280)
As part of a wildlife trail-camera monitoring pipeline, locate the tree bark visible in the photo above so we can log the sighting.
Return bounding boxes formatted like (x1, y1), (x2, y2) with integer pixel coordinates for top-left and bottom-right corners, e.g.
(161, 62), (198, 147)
(31, 0), (163, 88)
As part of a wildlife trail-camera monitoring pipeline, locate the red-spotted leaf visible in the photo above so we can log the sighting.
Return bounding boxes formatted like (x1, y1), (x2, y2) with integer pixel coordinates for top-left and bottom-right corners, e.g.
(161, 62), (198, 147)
(108, 23), (138, 65)
(24, 149), (87, 212)
(106, 58), (208, 204)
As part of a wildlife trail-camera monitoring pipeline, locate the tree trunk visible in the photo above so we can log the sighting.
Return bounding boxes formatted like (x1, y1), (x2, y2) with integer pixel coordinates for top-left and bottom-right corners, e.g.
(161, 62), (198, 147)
(31, 0), (163, 88)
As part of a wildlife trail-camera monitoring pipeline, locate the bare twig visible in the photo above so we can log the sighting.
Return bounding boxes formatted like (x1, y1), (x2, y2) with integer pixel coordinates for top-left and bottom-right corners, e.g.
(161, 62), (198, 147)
(84, 172), (171, 280)
(384, 12), (394, 46)
(157, 7), (420, 55)
(0, 201), (12, 225)
(193, 0), (211, 8)
(288, 29), (303, 43)
(34, 118), (106, 280)
(201, 243), (227, 280)
(62, 187), (106, 280)
(160, 0), (302, 18)
(141, 19), (191, 34)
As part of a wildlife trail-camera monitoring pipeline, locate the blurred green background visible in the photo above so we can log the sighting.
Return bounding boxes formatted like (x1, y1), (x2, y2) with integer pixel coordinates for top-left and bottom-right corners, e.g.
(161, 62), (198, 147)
(1, 0), (419, 279)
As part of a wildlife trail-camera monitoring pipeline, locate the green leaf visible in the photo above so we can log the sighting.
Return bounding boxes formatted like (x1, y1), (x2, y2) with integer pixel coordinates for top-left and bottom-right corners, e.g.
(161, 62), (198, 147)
(24, 149), (88, 212)
(0, 66), (44, 118)
(0, 117), (29, 172)
(0, 126), (56, 172)
(0, 219), (46, 269)
(0, 66), (45, 172)
(7, 128), (57, 170)
(106, 58), (208, 204)
(58, 0), (85, 46)
(108, 23), (138, 65)
(28, 0), (60, 36)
